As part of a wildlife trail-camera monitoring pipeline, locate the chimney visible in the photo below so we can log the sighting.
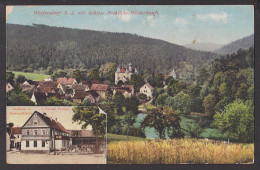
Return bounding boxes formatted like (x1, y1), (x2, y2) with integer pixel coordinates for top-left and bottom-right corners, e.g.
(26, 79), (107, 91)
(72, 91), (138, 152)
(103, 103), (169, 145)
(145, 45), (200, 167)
(55, 118), (57, 122)
(43, 113), (47, 116)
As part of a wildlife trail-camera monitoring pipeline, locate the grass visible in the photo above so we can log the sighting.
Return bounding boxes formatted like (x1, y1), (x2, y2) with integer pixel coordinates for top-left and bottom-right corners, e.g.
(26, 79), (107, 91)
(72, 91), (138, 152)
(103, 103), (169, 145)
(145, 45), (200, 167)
(107, 133), (147, 142)
(144, 103), (156, 110)
(10, 71), (50, 81)
(107, 138), (254, 164)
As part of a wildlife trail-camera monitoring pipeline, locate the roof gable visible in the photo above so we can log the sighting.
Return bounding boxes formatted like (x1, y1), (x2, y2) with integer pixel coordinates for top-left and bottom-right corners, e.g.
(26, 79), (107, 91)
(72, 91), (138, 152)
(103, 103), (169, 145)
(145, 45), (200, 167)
(22, 111), (49, 128)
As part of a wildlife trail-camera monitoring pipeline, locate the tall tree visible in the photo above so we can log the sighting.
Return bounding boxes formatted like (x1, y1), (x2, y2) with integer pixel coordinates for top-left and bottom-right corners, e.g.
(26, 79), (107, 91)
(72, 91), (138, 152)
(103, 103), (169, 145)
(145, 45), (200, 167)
(141, 107), (181, 139)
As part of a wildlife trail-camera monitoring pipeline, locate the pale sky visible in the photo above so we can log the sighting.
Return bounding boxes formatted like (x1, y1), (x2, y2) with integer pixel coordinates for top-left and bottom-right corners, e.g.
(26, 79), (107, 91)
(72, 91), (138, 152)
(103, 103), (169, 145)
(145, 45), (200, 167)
(6, 5), (254, 45)
(6, 106), (92, 130)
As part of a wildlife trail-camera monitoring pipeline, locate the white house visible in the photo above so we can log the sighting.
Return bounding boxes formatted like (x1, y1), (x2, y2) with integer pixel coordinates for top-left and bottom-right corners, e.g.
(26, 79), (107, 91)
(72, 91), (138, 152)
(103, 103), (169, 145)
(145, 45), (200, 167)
(6, 83), (13, 92)
(115, 63), (138, 85)
(139, 82), (154, 98)
(6, 132), (10, 151)
(21, 111), (70, 153)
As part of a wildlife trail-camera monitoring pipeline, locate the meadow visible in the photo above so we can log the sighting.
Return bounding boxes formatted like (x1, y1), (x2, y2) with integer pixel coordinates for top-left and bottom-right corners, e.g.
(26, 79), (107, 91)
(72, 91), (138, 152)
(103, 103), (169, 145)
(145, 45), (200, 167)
(11, 71), (50, 81)
(107, 138), (254, 164)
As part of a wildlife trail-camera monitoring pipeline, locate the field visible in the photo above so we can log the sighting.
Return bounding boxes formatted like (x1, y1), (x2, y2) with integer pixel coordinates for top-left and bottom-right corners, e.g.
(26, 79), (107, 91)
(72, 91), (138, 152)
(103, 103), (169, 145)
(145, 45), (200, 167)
(107, 138), (254, 164)
(11, 71), (50, 81)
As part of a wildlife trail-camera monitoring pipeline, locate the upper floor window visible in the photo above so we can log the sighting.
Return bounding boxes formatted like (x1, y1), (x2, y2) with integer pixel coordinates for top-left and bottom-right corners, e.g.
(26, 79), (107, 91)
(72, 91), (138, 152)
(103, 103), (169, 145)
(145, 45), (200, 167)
(34, 130), (37, 135)
(33, 118), (38, 125)
(42, 130), (46, 135)
(26, 130), (29, 135)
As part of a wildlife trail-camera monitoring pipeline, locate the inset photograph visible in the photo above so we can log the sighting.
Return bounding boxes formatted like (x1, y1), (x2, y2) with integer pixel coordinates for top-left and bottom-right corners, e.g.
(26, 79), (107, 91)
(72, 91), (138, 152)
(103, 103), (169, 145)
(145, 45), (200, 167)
(6, 106), (106, 164)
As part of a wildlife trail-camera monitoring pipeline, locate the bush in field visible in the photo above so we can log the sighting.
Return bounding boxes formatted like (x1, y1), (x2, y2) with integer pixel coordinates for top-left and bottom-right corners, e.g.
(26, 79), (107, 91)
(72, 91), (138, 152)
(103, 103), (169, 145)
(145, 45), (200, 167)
(213, 99), (254, 142)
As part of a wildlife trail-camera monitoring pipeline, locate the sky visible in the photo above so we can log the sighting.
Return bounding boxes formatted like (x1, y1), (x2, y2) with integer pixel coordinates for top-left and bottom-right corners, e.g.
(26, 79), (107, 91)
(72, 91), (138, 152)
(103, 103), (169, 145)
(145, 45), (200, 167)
(7, 106), (92, 130)
(6, 5), (254, 45)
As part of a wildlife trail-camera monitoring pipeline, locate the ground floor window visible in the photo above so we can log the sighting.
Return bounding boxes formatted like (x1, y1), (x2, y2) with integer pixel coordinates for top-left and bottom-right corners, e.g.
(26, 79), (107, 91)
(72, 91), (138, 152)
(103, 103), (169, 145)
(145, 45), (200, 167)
(26, 141), (29, 147)
(42, 140), (45, 147)
(34, 141), (37, 147)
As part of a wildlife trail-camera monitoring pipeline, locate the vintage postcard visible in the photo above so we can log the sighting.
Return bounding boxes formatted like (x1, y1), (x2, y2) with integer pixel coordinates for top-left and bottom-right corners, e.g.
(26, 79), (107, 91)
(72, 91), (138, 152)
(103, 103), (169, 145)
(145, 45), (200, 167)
(6, 5), (254, 164)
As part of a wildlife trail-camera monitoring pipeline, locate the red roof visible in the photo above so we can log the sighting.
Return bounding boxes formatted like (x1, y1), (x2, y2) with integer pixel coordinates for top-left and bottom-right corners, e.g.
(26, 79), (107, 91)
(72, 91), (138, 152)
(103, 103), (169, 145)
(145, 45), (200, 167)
(90, 84), (109, 91)
(12, 127), (21, 134)
(67, 130), (94, 137)
(57, 77), (77, 85)
(119, 66), (136, 73)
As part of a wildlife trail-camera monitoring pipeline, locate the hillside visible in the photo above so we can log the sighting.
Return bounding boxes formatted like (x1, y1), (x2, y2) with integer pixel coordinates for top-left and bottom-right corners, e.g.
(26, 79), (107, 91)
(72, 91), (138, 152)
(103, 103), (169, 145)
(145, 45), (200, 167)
(184, 43), (223, 52)
(214, 34), (254, 55)
(6, 24), (217, 76)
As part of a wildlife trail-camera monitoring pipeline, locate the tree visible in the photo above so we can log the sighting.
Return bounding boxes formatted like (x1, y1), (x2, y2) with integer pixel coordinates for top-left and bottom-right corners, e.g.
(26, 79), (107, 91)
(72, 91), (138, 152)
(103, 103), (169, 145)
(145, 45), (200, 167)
(165, 91), (192, 114)
(202, 94), (216, 116)
(184, 119), (205, 138)
(125, 96), (139, 115)
(87, 68), (99, 80)
(43, 97), (72, 106)
(72, 107), (106, 137)
(196, 68), (209, 86)
(155, 92), (169, 106)
(83, 96), (92, 106)
(214, 100), (254, 142)
(236, 82), (248, 100)
(51, 70), (67, 80)
(138, 93), (147, 100)
(113, 94), (125, 116)
(141, 107), (181, 139)
(72, 69), (83, 82)
(129, 74), (145, 92)
(122, 111), (136, 136)
(7, 122), (14, 134)
(6, 72), (15, 85)
(16, 75), (26, 85)
(103, 62), (117, 83)
(7, 90), (35, 106)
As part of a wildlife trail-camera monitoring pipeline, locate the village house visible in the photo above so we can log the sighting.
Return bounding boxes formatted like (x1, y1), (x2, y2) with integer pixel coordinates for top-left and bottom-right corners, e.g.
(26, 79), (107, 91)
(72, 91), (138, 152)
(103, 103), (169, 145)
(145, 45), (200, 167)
(115, 63), (138, 85)
(21, 111), (70, 153)
(139, 82), (154, 98)
(112, 85), (134, 98)
(11, 127), (22, 150)
(90, 84), (110, 99)
(57, 77), (77, 88)
(6, 132), (10, 151)
(20, 84), (37, 94)
(6, 83), (13, 92)
(72, 91), (99, 104)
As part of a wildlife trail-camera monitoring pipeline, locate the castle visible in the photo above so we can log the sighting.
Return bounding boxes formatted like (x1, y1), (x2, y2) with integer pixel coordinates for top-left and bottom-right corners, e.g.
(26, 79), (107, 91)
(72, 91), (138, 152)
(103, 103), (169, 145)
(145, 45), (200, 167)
(115, 63), (138, 85)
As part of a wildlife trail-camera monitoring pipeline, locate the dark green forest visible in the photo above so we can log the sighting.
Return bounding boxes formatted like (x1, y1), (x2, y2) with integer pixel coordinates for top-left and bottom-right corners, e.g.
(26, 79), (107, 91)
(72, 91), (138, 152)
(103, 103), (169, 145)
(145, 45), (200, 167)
(6, 24), (218, 77)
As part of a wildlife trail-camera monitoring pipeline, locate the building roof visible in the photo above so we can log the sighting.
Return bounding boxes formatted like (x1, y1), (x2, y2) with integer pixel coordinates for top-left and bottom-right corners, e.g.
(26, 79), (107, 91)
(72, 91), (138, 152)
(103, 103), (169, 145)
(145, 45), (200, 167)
(141, 82), (154, 90)
(57, 77), (77, 85)
(20, 84), (36, 92)
(73, 91), (99, 100)
(37, 86), (58, 93)
(90, 84), (109, 91)
(35, 81), (58, 87)
(32, 92), (47, 104)
(25, 111), (69, 133)
(123, 84), (134, 92)
(119, 66), (136, 73)
(72, 84), (88, 91)
(12, 127), (21, 134)
(67, 130), (94, 137)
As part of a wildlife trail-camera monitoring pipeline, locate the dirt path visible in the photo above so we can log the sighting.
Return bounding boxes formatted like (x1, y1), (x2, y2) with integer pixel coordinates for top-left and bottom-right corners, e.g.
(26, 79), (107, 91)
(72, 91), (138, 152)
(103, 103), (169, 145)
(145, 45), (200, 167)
(7, 151), (106, 164)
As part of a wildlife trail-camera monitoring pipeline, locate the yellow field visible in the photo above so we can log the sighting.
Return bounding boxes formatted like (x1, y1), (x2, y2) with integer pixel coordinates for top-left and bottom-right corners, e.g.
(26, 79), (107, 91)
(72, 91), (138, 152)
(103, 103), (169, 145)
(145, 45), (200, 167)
(107, 138), (254, 164)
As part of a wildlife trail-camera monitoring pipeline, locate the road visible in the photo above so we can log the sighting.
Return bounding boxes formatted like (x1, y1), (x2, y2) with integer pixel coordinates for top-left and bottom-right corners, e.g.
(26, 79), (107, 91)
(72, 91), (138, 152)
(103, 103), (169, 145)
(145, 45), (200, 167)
(6, 151), (106, 164)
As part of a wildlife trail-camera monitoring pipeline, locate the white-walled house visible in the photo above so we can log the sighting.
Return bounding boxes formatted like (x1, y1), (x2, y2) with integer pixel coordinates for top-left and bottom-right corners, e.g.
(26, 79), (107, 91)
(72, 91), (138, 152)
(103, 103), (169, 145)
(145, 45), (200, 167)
(21, 111), (70, 153)
(6, 132), (10, 151)
(139, 83), (154, 98)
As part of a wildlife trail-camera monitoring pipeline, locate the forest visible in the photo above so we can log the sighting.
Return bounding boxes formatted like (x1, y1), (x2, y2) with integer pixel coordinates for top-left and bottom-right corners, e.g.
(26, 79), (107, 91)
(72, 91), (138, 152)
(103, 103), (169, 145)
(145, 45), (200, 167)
(6, 24), (218, 78)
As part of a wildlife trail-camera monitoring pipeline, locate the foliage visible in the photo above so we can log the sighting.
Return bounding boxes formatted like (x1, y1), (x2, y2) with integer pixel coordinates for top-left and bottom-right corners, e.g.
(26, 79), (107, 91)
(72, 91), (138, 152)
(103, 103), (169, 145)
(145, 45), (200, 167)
(155, 92), (169, 106)
(87, 68), (99, 80)
(213, 100), (254, 142)
(103, 62), (117, 83)
(184, 119), (205, 138)
(51, 70), (68, 80)
(165, 91), (192, 114)
(129, 74), (145, 92)
(141, 107), (181, 139)
(124, 96), (139, 115)
(6, 72), (15, 85)
(72, 106), (106, 137)
(202, 94), (216, 116)
(16, 75), (27, 85)
(138, 93), (147, 100)
(43, 97), (72, 106)
(7, 89), (35, 106)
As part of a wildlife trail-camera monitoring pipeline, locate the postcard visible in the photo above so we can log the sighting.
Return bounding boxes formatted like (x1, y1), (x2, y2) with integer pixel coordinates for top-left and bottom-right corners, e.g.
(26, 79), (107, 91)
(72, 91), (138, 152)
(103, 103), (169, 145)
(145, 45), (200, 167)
(6, 5), (254, 164)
